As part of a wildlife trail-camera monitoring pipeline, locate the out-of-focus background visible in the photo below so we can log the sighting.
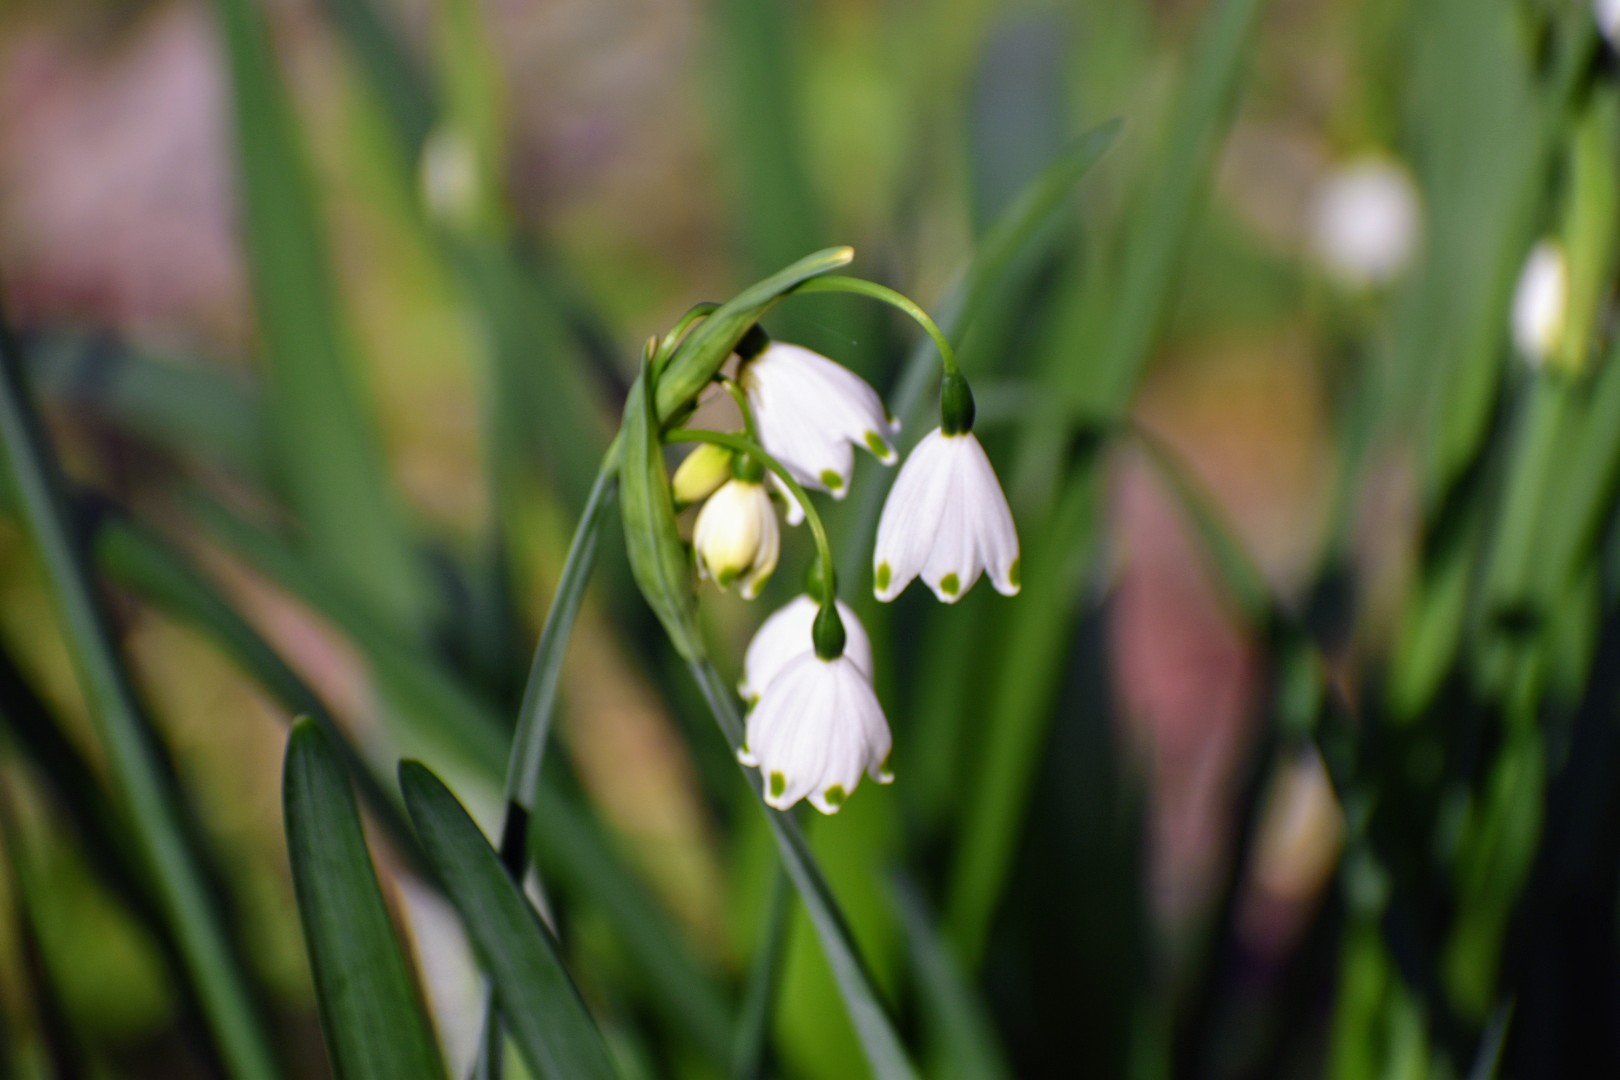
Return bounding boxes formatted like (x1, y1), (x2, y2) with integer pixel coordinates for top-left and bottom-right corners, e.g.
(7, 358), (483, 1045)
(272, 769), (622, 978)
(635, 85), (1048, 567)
(1, 0), (1617, 1077)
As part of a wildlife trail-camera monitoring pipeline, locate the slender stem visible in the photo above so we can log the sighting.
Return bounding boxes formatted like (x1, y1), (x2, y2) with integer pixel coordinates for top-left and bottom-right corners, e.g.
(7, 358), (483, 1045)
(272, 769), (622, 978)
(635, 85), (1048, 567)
(717, 375), (759, 442)
(0, 304), (280, 1079)
(498, 454), (620, 869)
(794, 275), (959, 375)
(732, 868), (792, 1079)
(664, 427), (836, 591)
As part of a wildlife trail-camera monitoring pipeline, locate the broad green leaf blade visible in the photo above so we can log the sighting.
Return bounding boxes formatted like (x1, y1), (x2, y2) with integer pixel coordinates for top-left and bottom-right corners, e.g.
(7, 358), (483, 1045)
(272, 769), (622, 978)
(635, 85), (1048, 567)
(399, 761), (618, 1080)
(688, 659), (919, 1080)
(891, 878), (1012, 1080)
(284, 720), (445, 1080)
(0, 306), (280, 1080)
(656, 246), (855, 421)
(212, 0), (431, 630)
(713, 0), (825, 277)
(321, 0), (437, 155)
(621, 363), (703, 661)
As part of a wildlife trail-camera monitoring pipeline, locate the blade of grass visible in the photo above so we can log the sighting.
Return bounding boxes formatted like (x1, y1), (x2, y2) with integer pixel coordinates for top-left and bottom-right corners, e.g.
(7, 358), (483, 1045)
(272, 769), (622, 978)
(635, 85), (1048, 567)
(0, 304), (280, 1080)
(891, 876), (1012, 1080)
(400, 761), (619, 1080)
(688, 657), (919, 1080)
(731, 869), (792, 1080)
(321, 0), (436, 155)
(212, 0), (432, 630)
(713, 0), (825, 277)
(285, 719), (446, 1080)
(24, 332), (269, 480)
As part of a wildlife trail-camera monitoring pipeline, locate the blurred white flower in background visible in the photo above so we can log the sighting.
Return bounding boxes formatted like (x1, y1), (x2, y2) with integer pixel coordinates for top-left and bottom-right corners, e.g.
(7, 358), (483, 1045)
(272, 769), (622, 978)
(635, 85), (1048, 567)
(1307, 156), (1422, 288)
(1599, 0), (1620, 50)
(1511, 239), (1568, 368)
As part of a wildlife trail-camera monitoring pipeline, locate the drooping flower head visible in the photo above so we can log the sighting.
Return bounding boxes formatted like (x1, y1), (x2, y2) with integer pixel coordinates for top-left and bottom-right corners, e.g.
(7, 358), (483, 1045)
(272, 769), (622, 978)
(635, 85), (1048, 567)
(738, 603), (892, 814)
(672, 443), (733, 507)
(874, 373), (1019, 603)
(738, 330), (899, 524)
(740, 593), (873, 707)
(693, 455), (780, 599)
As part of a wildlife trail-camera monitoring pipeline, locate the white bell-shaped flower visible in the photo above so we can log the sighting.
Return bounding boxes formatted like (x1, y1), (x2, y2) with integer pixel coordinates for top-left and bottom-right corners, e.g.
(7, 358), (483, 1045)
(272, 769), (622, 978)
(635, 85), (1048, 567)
(739, 594), (873, 707)
(1599, 0), (1620, 50)
(1511, 240), (1567, 369)
(874, 427), (1019, 603)
(738, 652), (893, 814)
(693, 477), (780, 599)
(739, 341), (899, 523)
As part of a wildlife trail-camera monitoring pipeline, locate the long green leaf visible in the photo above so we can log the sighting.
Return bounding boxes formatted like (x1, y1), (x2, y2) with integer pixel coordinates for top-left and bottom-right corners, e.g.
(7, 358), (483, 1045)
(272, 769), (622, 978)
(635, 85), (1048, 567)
(212, 0), (431, 630)
(400, 761), (619, 1080)
(0, 304), (280, 1080)
(688, 659), (919, 1080)
(285, 719), (445, 1080)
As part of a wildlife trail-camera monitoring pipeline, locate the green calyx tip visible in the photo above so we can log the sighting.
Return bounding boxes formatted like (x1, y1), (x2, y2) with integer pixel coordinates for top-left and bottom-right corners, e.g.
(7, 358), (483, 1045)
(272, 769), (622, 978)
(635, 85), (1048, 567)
(813, 601), (847, 660)
(940, 373), (976, 435)
(864, 430), (890, 456)
(736, 323), (771, 360)
(769, 771), (786, 798)
(819, 468), (844, 490)
(731, 451), (765, 483)
(940, 572), (960, 596)
(875, 562), (892, 592)
(823, 785), (846, 808)
(1008, 558), (1021, 589)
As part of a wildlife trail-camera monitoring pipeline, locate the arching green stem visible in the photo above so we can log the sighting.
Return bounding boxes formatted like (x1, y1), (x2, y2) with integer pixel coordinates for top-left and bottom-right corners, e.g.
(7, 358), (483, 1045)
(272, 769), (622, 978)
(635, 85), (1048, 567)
(794, 275), (959, 375)
(665, 428), (837, 596)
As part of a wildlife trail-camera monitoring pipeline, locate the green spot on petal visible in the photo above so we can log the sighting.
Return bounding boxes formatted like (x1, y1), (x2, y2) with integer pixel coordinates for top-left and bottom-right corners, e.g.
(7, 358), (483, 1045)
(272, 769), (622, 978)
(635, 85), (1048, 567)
(717, 567), (738, 587)
(940, 572), (960, 596)
(819, 469), (844, 490)
(865, 431), (889, 456)
(875, 562), (892, 591)
(824, 785), (846, 808)
(1008, 559), (1021, 589)
(769, 772), (786, 798)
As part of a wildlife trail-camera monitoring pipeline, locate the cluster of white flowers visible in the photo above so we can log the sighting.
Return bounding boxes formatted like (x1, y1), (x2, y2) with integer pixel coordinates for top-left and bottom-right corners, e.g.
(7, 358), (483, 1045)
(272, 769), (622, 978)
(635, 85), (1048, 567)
(674, 333), (1019, 813)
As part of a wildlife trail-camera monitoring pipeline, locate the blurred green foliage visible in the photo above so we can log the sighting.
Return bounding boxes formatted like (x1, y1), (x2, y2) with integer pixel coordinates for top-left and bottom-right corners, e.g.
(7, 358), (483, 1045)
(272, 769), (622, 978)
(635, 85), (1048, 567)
(1, 0), (1620, 1078)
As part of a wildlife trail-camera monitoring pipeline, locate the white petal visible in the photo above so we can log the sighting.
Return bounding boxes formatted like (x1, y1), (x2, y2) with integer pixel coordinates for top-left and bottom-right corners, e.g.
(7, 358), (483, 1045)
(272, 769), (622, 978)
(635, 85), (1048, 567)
(740, 596), (872, 700)
(958, 433), (1021, 596)
(873, 428), (955, 601)
(743, 654), (890, 813)
(693, 480), (777, 593)
(1512, 240), (1567, 367)
(920, 437), (981, 603)
(743, 343), (896, 494)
